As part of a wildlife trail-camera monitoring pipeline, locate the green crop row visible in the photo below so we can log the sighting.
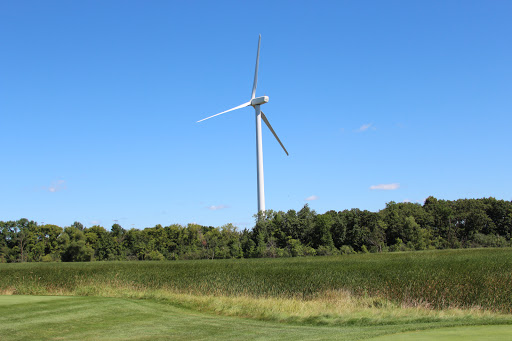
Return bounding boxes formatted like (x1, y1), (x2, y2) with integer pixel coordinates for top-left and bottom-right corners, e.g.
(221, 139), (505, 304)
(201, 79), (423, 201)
(1, 248), (511, 313)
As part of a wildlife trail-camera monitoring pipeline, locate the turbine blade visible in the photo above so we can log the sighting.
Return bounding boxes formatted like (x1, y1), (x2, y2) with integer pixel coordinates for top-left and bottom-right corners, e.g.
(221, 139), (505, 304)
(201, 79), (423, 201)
(197, 102), (251, 123)
(251, 35), (261, 100)
(261, 111), (289, 156)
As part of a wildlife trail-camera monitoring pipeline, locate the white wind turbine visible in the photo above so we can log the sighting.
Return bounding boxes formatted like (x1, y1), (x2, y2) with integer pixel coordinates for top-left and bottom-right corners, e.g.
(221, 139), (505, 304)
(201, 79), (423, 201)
(197, 35), (288, 213)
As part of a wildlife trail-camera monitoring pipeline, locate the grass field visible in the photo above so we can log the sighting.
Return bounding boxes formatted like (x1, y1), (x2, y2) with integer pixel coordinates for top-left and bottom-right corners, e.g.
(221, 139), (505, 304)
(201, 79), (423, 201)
(1, 248), (512, 339)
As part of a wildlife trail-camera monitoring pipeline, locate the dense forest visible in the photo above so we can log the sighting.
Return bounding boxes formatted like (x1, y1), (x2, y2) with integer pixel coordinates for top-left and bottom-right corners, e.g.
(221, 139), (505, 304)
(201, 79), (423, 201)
(1, 197), (511, 263)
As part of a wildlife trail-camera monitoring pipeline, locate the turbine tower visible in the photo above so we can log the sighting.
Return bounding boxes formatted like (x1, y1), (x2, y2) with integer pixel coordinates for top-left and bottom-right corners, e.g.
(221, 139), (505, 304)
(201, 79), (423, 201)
(197, 35), (288, 213)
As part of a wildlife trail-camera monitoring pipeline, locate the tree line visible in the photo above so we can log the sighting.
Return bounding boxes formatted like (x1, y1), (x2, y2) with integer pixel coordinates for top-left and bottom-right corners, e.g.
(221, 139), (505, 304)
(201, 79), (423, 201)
(1, 196), (511, 263)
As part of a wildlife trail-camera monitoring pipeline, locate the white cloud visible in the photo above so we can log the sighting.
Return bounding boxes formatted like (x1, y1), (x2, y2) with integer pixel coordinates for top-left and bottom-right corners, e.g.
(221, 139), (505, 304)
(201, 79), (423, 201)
(45, 179), (66, 192)
(370, 183), (400, 190)
(403, 199), (411, 203)
(356, 123), (375, 132)
(207, 205), (229, 210)
(305, 195), (319, 201)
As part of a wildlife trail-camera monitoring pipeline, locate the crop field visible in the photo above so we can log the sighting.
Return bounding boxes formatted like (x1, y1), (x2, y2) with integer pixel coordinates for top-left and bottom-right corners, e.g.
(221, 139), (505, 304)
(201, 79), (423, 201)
(1, 248), (512, 339)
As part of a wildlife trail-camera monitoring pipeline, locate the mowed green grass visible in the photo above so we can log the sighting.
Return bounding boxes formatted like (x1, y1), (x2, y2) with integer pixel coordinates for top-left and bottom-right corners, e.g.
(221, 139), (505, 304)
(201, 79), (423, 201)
(2, 295), (511, 341)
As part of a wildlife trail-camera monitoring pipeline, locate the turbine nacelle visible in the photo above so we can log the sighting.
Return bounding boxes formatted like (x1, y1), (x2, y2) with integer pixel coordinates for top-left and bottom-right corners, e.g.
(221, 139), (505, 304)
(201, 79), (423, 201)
(250, 96), (269, 107)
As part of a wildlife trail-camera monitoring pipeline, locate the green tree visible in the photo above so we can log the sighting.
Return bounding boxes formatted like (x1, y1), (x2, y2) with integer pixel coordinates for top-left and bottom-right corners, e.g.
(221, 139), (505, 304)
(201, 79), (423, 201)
(61, 227), (94, 262)
(71, 221), (84, 231)
(311, 213), (335, 250)
(15, 219), (37, 262)
(297, 204), (316, 245)
(326, 210), (347, 249)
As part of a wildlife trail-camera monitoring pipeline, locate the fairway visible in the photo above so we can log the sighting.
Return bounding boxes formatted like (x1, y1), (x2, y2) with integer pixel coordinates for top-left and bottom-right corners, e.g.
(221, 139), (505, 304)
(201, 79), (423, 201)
(1, 296), (511, 341)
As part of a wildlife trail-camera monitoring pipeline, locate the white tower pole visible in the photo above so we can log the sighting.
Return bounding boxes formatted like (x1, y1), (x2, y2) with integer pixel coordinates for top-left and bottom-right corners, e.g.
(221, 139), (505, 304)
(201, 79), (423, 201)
(255, 104), (265, 212)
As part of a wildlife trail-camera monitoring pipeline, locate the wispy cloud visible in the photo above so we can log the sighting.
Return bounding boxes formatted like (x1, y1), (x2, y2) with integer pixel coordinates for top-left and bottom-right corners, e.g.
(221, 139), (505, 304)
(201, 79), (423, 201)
(305, 195), (319, 201)
(233, 222), (250, 228)
(207, 205), (229, 210)
(44, 180), (66, 193)
(370, 183), (400, 190)
(356, 123), (375, 132)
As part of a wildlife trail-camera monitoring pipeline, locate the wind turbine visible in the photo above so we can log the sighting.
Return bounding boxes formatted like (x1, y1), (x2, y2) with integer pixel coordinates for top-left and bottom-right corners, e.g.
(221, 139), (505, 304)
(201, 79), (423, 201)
(197, 35), (288, 213)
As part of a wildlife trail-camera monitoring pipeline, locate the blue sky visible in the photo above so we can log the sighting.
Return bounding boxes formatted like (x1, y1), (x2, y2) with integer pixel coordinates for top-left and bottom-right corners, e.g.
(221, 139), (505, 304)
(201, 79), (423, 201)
(1, 1), (511, 230)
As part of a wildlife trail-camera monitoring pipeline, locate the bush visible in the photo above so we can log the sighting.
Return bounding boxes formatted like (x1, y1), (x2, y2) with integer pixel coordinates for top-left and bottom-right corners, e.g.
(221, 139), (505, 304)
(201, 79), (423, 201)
(287, 238), (304, 257)
(389, 238), (406, 252)
(145, 250), (165, 261)
(302, 246), (317, 256)
(41, 255), (53, 262)
(339, 245), (355, 255)
(470, 233), (509, 248)
(316, 245), (338, 256)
